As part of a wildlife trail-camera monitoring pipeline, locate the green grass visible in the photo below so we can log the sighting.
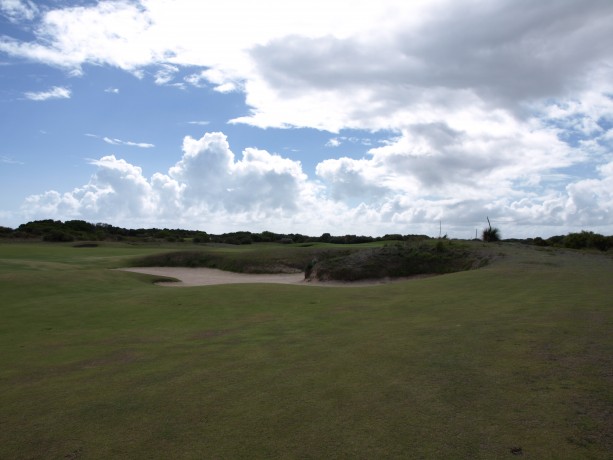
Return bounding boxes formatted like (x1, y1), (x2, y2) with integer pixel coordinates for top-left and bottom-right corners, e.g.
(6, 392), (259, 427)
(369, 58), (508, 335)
(0, 241), (611, 458)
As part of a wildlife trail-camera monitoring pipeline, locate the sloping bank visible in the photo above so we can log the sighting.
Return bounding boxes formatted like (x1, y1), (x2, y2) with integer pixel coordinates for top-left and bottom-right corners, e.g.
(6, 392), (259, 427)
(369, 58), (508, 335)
(122, 240), (492, 285)
(304, 241), (491, 282)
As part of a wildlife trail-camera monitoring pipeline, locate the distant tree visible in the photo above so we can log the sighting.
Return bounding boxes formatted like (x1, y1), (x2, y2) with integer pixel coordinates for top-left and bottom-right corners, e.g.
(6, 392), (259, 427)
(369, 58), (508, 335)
(546, 235), (565, 246)
(64, 220), (95, 233)
(564, 231), (611, 251)
(319, 233), (331, 243)
(382, 234), (403, 242)
(257, 231), (278, 243)
(192, 232), (210, 244)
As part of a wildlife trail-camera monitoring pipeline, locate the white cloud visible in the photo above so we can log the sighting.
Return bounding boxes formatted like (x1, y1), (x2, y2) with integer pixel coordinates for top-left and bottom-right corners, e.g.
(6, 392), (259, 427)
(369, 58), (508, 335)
(325, 136), (374, 148)
(167, 132), (311, 213)
(3, 1), (612, 131)
(5, 1), (613, 236)
(104, 87), (119, 94)
(185, 69), (239, 92)
(316, 115), (578, 210)
(154, 63), (179, 85)
(0, 0), (38, 22)
(102, 137), (155, 148)
(23, 86), (71, 101)
(20, 131), (613, 237)
(0, 1), (160, 73)
(24, 156), (158, 222)
(23, 132), (320, 232)
(86, 133), (154, 148)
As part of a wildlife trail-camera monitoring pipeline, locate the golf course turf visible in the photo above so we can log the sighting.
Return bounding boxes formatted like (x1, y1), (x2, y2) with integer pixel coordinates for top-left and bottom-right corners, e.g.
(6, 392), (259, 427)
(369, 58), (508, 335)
(0, 241), (611, 458)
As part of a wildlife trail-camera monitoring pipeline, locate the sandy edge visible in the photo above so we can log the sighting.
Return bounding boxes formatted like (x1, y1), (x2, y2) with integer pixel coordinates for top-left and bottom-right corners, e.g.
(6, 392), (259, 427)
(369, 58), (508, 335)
(116, 267), (418, 287)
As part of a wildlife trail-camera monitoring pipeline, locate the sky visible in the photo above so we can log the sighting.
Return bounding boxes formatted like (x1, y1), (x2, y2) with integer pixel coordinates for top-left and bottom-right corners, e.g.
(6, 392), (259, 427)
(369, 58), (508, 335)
(1, 0), (612, 239)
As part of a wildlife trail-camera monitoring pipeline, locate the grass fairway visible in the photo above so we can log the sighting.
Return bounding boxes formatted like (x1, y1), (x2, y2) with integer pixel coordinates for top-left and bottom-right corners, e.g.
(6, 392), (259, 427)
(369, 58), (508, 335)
(1, 242), (611, 458)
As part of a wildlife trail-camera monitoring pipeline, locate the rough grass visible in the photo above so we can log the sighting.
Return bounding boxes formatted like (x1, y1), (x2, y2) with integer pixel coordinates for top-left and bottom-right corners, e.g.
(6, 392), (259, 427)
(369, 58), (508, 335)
(0, 241), (611, 458)
(130, 239), (492, 280)
(131, 242), (357, 274)
(306, 239), (492, 281)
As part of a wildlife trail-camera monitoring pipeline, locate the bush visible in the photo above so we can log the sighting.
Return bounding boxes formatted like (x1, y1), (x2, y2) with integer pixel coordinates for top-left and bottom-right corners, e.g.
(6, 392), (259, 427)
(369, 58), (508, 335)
(0, 226), (14, 237)
(482, 227), (501, 242)
(564, 231), (611, 251)
(481, 217), (501, 243)
(43, 230), (74, 242)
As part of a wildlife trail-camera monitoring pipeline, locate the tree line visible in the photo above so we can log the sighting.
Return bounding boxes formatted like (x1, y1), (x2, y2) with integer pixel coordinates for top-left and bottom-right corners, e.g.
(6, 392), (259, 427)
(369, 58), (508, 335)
(0, 219), (430, 245)
(0, 219), (611, 251)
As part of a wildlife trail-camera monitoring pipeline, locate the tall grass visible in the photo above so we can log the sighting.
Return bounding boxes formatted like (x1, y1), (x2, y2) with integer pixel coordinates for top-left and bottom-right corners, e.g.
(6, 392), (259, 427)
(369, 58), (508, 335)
(307, 240), (491, 281)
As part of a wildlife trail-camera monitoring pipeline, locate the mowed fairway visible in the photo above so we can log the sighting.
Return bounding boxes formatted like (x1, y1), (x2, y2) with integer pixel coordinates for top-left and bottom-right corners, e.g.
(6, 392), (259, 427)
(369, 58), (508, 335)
(0, 242), (611, 458)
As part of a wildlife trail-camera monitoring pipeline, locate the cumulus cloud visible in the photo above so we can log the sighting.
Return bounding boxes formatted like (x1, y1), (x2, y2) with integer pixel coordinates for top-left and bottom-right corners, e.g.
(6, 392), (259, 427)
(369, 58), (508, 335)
(24, 86), (71, 101)
(168, 132), (310, 213)
(20, 131), (613, 237)
(23, 133), (320, 232)
(316, 116), (577, 208)
(234, 1), (613, 131)
(3, 1), (612, 131)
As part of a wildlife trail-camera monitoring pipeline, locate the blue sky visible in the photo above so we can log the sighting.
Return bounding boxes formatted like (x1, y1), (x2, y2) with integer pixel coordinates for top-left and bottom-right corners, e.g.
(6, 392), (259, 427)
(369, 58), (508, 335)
(1, 0), (612, 238)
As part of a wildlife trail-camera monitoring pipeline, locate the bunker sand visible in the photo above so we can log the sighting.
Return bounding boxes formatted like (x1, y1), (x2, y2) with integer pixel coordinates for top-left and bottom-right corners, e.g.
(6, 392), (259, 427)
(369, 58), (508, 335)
(118, 267), (413, 287)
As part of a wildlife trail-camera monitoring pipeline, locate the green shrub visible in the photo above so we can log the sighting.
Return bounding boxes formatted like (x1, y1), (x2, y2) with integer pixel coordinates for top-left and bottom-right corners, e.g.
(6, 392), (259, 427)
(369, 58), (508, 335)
(482, 227), (501, 242)
(43, 230), (74, 242)
(564, 231), (611, 251)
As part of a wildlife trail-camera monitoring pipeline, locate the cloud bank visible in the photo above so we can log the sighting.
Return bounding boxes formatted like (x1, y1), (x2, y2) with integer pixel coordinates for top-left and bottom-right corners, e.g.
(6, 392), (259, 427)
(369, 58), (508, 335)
(2, 1), (611, 129)
(21, 131), (613, 237)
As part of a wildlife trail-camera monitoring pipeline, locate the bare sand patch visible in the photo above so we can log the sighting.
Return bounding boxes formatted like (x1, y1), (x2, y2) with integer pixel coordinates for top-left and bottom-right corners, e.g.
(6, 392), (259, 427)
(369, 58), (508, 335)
(117, 267), (417, 287)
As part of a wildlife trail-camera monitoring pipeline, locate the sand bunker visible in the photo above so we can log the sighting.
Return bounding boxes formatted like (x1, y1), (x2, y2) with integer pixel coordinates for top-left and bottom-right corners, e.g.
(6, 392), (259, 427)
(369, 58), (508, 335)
(119, 267), (304, 286)
(118, 267), (411, 287)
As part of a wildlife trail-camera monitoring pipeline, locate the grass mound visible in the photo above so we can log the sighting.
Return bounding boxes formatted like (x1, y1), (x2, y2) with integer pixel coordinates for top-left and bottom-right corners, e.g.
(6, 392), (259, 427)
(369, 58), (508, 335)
(132, 240), (492, 281)
(135, 250), (222, 268)
(306, 240), (491, 281)
(131, 246), (324, 274)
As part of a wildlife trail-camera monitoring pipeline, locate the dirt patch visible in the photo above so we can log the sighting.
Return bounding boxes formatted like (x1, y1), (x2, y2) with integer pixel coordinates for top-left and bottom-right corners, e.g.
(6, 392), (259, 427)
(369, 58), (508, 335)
(117, 267), (420, 287)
